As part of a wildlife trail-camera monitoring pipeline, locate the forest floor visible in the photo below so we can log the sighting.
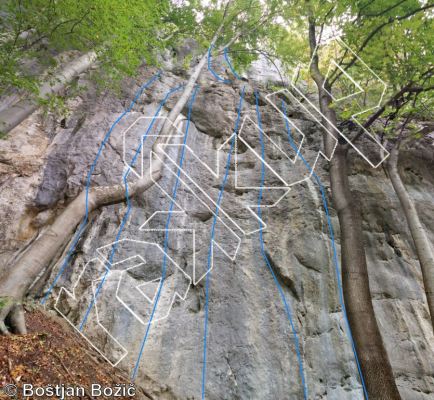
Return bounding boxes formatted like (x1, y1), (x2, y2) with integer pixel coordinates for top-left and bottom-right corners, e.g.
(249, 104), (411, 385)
(0, 308), (153, 400)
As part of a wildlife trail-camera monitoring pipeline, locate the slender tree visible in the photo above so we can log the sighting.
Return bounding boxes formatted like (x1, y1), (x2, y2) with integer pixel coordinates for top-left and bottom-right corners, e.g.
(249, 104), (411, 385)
(0, 0), (168, 135)
(381, 89), (434, 328)
(0, 0), (166, 93)
(266, 1), (434, 398)
(0, 0), (277, 334)
(364, 10), (434, 328)
(0, 51), (97, 134)
(386, 131), (434, 328)
(306, 18), (401, 399)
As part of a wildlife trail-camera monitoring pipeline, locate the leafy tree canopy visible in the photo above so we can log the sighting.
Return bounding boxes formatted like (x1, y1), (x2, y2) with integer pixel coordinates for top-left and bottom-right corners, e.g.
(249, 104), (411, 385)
(0, 0), (168, 94)
(0, 0), (280, 95)
(265, 0), (434, 131)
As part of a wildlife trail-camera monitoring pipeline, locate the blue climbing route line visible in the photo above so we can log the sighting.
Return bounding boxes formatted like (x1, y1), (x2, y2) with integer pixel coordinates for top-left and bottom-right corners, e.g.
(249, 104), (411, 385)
(208, 45), (231, 84)
(255, 91), (309, 400)
(281, 101), (369, 400)
(41, 73), (161, 305)
(131, 85), (200, 381)
(78, 84), (185, 331)
(201, 86), (246, 400)
(223, 47), (241, 80)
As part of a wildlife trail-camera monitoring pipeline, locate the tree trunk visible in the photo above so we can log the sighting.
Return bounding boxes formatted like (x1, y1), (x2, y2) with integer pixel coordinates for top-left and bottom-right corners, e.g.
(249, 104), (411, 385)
(307, 17), (401, 400)
(0, 59), (199, 335)
(0, 51), (97, 135)
(0, 126), (173, 335)
(0, 16), (228, 334)
(386, 144), (434, 327)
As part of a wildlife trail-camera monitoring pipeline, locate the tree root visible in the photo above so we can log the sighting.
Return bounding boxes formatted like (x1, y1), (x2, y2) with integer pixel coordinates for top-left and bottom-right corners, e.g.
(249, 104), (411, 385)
(0, 296), (27, 335)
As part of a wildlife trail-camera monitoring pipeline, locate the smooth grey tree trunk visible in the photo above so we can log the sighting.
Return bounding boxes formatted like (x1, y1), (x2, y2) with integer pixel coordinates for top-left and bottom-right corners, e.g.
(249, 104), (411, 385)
(0, 119), (178, 334)
(0, 51), (97, 135)
(0, 16), (227, 335)
(386, 144), (434, 328)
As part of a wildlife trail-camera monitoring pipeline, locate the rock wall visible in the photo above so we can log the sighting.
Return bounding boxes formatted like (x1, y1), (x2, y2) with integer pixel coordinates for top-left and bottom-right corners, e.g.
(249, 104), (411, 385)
(0, 62), (433, 399)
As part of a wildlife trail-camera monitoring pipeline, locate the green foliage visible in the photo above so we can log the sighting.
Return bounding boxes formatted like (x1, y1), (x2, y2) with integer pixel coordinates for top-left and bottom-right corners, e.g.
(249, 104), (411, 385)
(267, 0), (433, 140)
(0, 0), (168, 95)
(340, 0), (434, 138)
(0, 296), (12, 309)
(182, 53), (194, 70)
(0, 0), (279, 99)
(193, 0), (281, 71)
(38, 94), (69, 120)
(5, 0), (430, 145)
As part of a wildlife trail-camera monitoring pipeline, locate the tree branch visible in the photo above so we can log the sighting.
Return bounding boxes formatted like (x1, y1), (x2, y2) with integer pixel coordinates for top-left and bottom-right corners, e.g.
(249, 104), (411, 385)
(363, 82), (434, 131)
(330, 3), (434, 87)
(362, 0), (409, 18)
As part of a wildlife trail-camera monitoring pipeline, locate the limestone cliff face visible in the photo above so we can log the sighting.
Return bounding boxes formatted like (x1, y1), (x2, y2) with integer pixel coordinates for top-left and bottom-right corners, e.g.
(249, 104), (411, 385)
(0, 62), (433, 399)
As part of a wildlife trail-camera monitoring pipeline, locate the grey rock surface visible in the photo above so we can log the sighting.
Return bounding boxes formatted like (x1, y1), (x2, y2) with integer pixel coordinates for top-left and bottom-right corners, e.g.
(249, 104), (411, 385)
(0, 64), (433, 400)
